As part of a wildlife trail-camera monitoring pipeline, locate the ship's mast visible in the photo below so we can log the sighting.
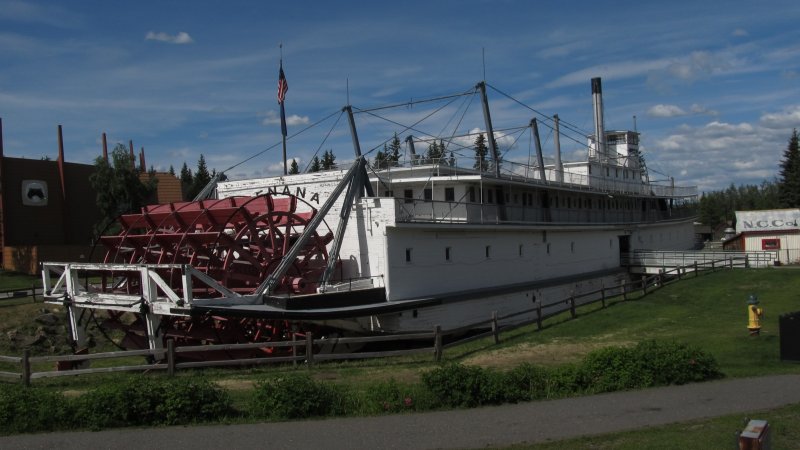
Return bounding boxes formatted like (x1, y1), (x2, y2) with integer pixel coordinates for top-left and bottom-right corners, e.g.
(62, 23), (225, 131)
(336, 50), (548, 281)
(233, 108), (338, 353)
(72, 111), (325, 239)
(477, 81), (500, 177)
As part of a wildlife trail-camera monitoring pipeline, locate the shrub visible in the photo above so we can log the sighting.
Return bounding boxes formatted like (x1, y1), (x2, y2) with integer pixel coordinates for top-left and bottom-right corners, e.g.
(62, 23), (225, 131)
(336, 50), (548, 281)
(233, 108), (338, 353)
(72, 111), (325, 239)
(578, 340), (723, 394)
(421, 363), (509, 407)
(631, 340), (723, 385)
(504, 363), (549, 401)
(249, 373), (345, 420)
(74, 376), (233, 430)
(543, 364), (583, 398)
(0, 385), (72, 434)
(363, 378), (427, 414)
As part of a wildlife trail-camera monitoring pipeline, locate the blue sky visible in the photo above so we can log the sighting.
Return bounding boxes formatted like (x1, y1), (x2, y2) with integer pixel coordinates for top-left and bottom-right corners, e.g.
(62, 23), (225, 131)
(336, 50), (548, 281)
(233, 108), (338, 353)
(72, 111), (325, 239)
(1, 0), (798, 192)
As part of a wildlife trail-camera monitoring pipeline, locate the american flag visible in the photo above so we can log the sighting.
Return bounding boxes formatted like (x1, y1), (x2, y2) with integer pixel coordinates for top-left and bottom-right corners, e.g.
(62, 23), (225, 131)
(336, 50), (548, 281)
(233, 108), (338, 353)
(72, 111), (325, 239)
(277, 62), (288, 104)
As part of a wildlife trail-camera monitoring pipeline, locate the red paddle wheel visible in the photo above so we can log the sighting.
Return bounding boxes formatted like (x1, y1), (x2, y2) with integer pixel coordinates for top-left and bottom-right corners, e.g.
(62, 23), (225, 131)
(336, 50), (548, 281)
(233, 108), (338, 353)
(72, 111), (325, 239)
(94, 193), (334, 356)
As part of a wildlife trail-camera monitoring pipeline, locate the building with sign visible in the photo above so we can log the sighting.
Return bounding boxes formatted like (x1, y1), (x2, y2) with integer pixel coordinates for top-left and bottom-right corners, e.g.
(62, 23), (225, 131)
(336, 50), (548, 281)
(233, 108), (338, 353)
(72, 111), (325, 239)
(722, 209), (800, 265)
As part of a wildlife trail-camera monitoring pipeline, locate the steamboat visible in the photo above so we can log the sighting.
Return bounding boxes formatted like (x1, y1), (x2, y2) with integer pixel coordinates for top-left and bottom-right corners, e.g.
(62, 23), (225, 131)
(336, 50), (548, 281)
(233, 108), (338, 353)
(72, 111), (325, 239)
(42, 77), (697, 352)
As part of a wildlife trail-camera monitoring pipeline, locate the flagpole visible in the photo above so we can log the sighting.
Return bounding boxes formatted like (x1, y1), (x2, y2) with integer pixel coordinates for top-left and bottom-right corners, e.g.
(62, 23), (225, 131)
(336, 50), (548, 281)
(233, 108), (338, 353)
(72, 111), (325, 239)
(279, 44), (287, 175)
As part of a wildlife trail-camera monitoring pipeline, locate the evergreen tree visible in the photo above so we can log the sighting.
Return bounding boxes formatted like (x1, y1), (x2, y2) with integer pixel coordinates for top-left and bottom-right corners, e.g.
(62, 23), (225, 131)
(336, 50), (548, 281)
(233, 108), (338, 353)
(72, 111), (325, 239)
(310, 156), (321, 172)
(387, 133), (402, 166)
(187, 154), (212, 200)
(448, 151), (456, 166)
(168, 165), (176, 176)
(425, 140), (445, 164)
(321, 150), (336, 170)
(374, 146), (388, 170)
(179, 162), (193, 198)
(778, 129), (800, 207)
(289, 159), (300, 174)
(473, 133), (489, 171)
(89, 143), (156, 235)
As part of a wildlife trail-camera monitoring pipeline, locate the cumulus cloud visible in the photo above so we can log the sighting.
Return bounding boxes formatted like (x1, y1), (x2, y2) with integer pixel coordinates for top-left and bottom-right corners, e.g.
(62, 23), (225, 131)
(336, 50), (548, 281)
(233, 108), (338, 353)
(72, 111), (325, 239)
(732, 28), (748, 37)
(759, 105), (800, 129)
(261, 110), (310, 127)
(647, 104), (686, 118)
(145, 31), (194, 44)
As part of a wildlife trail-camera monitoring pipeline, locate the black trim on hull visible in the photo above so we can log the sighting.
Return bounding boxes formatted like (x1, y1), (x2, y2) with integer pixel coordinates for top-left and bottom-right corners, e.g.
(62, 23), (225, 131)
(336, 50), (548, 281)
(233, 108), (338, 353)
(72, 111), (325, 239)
(187, 268), (626, 321)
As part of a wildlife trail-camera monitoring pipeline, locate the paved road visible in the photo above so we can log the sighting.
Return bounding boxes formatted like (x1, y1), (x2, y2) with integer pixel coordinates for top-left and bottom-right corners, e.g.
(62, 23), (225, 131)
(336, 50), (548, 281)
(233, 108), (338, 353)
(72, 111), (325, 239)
(2, 374), (800, 449)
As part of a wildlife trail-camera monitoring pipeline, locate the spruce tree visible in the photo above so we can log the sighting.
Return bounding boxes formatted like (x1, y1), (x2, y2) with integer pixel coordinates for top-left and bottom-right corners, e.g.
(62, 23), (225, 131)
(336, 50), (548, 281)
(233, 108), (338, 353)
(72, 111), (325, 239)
(388, 133), (402, 166)
(778, 129), (800, 208)
(473, 133), (489, 171)
(289, 159), (300, 174)
(179, 162), (193, 199)
(187, 154), (211, 200)
(321, 150), (336, 170)
(310, 156), (321, 172)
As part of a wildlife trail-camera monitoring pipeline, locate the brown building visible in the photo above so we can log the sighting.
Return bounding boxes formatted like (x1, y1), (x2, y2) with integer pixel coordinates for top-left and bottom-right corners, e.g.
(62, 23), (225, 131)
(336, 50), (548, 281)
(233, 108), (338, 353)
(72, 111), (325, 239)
(0, 120), (181, 274)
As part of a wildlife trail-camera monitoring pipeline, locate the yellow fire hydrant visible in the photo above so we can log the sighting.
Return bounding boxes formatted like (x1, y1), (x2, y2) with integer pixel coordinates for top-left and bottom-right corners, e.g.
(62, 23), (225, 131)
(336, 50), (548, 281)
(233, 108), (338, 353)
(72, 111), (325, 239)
(747, 294), (763, 336)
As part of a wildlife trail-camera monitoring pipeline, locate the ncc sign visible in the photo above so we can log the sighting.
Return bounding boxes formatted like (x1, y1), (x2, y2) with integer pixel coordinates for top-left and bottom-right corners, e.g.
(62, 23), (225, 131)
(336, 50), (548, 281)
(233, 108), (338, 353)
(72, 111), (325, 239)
(736, 209), (800, 233)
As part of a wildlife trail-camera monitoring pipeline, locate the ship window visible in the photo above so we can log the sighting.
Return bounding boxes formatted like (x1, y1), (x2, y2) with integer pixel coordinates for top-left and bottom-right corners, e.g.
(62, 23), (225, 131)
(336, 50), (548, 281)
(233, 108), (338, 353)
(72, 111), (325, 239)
(542, 230), (547, 243)
(518, 244), (524, 257)
(487, 189), (493, 203)
(405, 248), (412, 262)
(606, 167), (610, 176)
(445, 187), (455, 202)
(567, 198), (571, 208)
(546, 243), (551, 254)
(761, 239), (781, 250)
(469, 186), (476, 202)
(514, 193), (518, 204)
(445, 247), (452, 261)
(571, 242), (575, 253)
(485, 245), (491, 259)
(404, 189), (413, 203)
(384, 190), (394, 197)
(424, 188), (432, 202)
(589, 165), (592, 175)
(528, 193), (533, 206)
(505, 193), (509, 203)
(615, 169), (619, 177)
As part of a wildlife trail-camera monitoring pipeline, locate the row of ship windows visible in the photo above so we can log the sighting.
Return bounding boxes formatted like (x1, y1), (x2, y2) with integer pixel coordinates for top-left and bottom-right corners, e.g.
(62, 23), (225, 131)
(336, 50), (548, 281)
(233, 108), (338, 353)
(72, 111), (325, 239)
(403, 237), (617, 263)
(388, 187), (641, 210)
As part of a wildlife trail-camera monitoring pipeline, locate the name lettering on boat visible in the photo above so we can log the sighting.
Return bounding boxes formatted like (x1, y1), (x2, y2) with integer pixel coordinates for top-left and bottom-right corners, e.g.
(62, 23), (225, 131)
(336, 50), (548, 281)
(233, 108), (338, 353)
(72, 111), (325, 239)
(266, 185), (321, 204)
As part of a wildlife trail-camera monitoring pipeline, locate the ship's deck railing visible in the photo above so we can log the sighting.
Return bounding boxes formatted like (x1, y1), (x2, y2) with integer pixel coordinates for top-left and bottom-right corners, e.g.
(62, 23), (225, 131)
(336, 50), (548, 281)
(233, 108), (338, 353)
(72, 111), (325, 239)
(622, 250), (777, 269)
(393, 197), (696, 225)
(373, 156), (697, 198)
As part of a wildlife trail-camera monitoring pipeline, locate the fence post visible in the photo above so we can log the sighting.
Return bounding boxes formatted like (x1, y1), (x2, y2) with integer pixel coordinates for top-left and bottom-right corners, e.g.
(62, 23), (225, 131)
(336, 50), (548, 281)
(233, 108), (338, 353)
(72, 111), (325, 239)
(21, 349), (30, 387)
(622, 281), (627, 301)
(536, 302), (543, 330)
(292, 332), (297, 367)
(641, 276), (648, 295)
(306, 332), (314, 366)
(657, 270), (663, 288)
(600, 285), (606, 308)
(167, 339), (175, 377)
(491, 311), (499, 344)
(711, 260), (715, 270)
(694, 261), (698, 277)
(31, 284), (37, 302)
(569, 296), (576, 318)
(729, 257), (733, 269)
(433, 325), (442, 362)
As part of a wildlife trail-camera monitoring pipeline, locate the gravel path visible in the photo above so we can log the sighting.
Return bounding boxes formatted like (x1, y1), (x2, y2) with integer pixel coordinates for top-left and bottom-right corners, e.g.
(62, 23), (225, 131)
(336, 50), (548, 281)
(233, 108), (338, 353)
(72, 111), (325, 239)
(2, 374), (799, 449)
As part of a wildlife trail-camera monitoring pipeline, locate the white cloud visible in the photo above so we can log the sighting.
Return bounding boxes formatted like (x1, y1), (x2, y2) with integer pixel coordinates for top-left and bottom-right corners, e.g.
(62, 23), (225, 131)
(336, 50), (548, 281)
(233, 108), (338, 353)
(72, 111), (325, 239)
(647, 104), (686, 118)
(145, 31), (194, 45)
(689, 104), (718, 116)
(732, 28), (749, 37)
(261, 111), (310, 127)
(759, 106), (800, 129)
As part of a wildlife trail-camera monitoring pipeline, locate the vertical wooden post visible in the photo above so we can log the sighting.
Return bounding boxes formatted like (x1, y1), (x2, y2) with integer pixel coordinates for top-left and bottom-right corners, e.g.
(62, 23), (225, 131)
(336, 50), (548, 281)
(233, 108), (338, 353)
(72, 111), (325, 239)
(711, 260), (715, 270)
(745, 254), (750, 269)
(569, 296), (576, 318)
(292, 332), (297, 367)
(600, 285), (606, 308)
(22, 349), (30, 387)
(166, 339), (175, 377)
(491, 311), (499, 344)
(694, 261), (698, 277)
(729, 257), (733, 269)
(536, 302), (543, 330)
(305, 332), (314, 366)
(433, 325), (442, 362)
